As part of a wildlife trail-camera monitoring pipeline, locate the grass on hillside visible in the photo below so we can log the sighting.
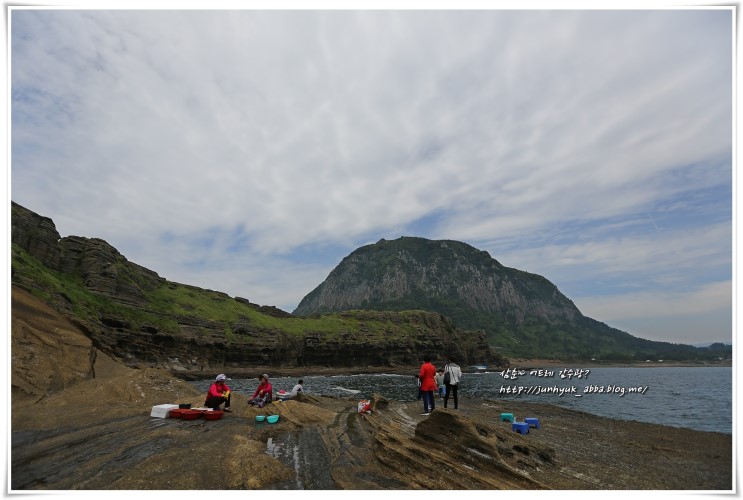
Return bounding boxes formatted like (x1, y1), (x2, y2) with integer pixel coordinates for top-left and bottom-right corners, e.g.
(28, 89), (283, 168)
(11, 244), (424, 343)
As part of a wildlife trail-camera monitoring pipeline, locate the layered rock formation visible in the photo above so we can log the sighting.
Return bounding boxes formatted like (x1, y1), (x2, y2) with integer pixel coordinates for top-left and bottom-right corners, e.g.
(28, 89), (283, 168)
(10, 269), (732, 491)
(11, 203), (494, 375)
(12, 349), (732, 490)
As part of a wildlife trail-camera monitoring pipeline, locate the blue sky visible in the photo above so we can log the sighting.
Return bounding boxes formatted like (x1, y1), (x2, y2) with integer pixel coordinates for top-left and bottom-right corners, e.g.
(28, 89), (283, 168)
(7, 6), (734, 345)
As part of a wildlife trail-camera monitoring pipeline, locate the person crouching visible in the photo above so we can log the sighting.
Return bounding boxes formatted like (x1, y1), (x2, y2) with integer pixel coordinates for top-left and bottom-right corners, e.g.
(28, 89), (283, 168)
(205, 374), (232, 412)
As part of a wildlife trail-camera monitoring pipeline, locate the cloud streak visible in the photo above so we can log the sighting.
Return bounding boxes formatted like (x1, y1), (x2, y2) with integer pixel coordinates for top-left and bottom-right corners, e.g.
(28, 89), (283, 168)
(10, 9), (733, 344)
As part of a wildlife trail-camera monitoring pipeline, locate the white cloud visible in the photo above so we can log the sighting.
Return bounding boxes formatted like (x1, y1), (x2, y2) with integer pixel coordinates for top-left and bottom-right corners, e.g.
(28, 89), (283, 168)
(571, 281), (732, 344)
(13, 11), (731, 243)
(494, 221), (731, 287)
(575, 281), (731, 322)
(10, 9), (733, 341)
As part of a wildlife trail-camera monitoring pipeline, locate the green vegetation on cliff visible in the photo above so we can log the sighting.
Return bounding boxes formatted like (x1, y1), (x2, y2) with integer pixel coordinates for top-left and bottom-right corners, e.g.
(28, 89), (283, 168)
(10, 201), (497, 370)
(294, 236), (723, 362)
(12, 242), (424, 340)
(12, 202), (726, 367)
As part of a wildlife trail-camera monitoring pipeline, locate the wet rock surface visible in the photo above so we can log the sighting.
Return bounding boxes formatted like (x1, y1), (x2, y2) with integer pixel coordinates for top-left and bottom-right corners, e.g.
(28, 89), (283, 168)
(11, 371), (732, 491)
(10, 285), (732, 491)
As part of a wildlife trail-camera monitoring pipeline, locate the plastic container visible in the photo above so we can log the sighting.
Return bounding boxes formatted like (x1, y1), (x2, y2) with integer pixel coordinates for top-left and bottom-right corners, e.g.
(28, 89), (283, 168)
(180, 409), (204, 420)
(512, 422), (529, 434)
(255, 415), (266, 422)
(204, 410), (224, 420)
(267, 415), (279, 424)
(524, 417), (540, 429)
(151, 404), (178, 418)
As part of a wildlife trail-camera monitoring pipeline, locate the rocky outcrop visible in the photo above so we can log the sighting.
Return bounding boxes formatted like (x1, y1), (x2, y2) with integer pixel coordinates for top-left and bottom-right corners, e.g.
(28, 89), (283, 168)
(11, 286), (96, 401)
(11, 286), (130, 402)
(58, 292), (492, 373)
(11, 203), (493, 374)
(11, 202), (62, 271)
(9, 279), (732, 491)
(293, 310), (489, 367)
(10, 365), (732, 490)
(294, 236), (579, 323)
(58, 236), (163, 307)
(235, 296), (294, 318)
(12, 202), (164, 308)
(292, 237), (705, 361)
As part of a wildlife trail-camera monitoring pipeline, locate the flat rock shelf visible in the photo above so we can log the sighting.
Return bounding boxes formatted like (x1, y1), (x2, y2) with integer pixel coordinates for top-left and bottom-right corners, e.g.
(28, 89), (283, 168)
(11, 368), (732, 490)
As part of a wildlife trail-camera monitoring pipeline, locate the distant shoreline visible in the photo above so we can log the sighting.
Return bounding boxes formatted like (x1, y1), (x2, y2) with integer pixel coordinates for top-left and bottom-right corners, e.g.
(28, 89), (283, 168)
(170, 359), (732, 380)
(506, 358), (733, 369)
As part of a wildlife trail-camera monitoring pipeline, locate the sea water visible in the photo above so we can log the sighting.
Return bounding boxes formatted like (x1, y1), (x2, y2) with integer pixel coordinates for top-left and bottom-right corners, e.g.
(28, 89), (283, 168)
(191, 366), (732, 434)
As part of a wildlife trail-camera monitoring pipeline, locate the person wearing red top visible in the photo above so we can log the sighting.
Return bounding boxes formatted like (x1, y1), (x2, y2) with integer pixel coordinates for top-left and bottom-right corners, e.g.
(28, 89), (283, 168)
(419, 355), (437, 415)
(204, 373), (232, 412)
(248, 373), (273, 408)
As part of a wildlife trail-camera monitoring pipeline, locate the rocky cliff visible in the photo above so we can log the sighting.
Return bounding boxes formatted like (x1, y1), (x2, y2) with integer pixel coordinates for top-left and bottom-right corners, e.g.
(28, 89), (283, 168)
(294, 236), (705, 361)
(10, 267), (731, 491)
(294, 237), (580, 323)
(11, 203), (494, 376)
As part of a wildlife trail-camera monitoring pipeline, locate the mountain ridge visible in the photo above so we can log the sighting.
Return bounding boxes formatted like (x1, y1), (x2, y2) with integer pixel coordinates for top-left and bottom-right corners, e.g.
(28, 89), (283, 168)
(294, 236), (722, 361)
(11, 202), (727, 366)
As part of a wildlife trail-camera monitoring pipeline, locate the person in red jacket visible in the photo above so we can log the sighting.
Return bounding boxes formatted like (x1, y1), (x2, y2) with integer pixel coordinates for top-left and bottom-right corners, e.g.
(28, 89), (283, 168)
(419, 355), (437, 415)
(248, 373), (273, 408)
(204, 373), (232, 412)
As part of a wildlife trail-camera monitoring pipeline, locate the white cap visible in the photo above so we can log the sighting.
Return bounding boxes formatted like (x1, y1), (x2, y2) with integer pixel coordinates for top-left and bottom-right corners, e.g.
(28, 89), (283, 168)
(216, 374), (227, 381)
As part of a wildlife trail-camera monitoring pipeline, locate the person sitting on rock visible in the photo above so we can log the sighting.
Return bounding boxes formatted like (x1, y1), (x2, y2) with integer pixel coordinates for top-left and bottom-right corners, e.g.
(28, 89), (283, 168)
(204, 373), (231, 412)
(248, 374), (273, 408)
(278, 379), (304, 401)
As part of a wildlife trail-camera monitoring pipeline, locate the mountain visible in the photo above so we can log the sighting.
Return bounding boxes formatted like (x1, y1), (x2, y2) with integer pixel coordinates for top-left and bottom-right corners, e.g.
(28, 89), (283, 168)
(692, 342), (731, 348)
(10, 202), (494, 375)
(693, 342), (732, 360)
(294, 236), (709, 361)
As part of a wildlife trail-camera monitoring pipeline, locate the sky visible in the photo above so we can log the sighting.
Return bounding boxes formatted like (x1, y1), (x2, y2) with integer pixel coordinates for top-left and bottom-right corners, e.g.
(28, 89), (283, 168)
(6, 5), (735, 346)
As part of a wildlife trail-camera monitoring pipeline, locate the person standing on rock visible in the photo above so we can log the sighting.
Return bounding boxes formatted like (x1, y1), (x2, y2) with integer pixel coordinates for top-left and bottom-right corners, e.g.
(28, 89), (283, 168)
(443, 357), (462, 410)
(248, 374), (273, 408)
(204, 374), (232, 412)
(419, 355), (437, 415)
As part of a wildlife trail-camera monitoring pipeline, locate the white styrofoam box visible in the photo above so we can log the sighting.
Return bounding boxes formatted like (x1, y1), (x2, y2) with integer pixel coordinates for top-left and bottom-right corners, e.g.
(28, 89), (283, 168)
(151, 404), (179, 418)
